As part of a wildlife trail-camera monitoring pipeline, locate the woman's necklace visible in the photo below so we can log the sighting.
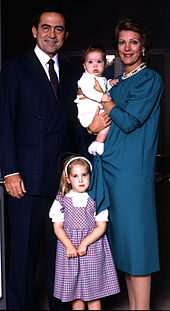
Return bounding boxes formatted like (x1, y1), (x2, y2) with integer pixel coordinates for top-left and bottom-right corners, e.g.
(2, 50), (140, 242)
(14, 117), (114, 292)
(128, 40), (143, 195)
(121, 62), (146, 80)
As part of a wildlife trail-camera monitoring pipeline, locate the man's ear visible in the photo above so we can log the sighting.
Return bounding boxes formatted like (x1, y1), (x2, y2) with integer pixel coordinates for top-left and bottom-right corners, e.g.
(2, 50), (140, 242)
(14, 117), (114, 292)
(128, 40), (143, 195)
(32, 26), (37, 39)
(64, 31), (69, 40)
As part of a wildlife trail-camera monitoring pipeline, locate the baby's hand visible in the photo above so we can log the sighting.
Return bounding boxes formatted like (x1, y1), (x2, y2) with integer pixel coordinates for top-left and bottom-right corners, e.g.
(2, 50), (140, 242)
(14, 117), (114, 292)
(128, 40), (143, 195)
(77, 241), (88, 256)
(109, 78), (119, 86)
(101, 93), (112, 102)
(66, 245), (78, 258)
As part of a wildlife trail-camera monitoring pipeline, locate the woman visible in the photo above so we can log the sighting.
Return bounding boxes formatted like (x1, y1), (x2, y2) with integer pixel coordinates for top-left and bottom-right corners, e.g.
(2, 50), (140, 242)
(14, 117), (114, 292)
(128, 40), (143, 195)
(87, 17), (164, 310)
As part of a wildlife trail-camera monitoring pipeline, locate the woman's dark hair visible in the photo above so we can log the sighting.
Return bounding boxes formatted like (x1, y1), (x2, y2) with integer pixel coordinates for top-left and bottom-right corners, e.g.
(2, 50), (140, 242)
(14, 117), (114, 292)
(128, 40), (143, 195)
(82, 44), (107, 64)
(32, 4), (69, 33)
(113, 17), (152, 63)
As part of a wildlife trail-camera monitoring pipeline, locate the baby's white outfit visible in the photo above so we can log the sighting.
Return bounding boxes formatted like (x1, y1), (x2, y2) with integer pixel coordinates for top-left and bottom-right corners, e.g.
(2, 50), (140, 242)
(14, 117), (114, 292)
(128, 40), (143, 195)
(75, 71), (111, 127)
(74, 71), (112, 155)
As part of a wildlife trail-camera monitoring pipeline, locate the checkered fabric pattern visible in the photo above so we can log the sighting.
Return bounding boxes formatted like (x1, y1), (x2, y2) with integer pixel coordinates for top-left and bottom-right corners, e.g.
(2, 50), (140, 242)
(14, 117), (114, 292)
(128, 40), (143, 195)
(53, 194), (120, 302)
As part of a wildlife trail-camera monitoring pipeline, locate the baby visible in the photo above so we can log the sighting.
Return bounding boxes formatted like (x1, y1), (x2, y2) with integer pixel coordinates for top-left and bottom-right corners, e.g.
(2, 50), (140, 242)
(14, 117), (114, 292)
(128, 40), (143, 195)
(75, 44), (118, 155)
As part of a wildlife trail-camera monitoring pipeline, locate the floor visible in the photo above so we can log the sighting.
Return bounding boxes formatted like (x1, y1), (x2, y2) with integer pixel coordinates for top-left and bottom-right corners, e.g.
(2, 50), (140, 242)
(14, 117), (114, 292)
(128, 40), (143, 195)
(36, 260), (170, 310)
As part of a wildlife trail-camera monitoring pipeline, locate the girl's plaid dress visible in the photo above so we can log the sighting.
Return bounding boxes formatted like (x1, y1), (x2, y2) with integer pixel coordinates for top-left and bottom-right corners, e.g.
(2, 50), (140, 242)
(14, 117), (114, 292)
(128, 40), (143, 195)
(51, 191), (120, 302)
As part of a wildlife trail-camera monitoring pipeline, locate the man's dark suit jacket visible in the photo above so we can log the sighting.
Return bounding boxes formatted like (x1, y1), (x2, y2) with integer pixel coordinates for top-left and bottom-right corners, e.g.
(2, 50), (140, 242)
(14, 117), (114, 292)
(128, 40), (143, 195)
(0, 51), (85, 196)
(0, 50), (94, 310)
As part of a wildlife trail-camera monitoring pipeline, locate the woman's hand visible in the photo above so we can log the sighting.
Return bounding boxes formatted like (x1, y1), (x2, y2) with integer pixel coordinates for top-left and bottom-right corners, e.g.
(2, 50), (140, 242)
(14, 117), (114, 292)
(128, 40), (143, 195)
(94, 78), (116, 115)
(89, 107), (111, 134)
(77, 88), (86, 99)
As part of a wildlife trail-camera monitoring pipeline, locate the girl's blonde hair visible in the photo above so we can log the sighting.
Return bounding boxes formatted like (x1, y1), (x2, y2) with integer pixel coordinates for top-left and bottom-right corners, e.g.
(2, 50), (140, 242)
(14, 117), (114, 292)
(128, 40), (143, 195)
(59, 155), (92, 197)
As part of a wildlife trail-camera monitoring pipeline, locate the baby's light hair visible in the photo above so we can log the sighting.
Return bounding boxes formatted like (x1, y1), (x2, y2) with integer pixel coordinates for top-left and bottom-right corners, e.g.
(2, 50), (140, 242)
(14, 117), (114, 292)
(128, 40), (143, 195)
(59, 155), (92, 197)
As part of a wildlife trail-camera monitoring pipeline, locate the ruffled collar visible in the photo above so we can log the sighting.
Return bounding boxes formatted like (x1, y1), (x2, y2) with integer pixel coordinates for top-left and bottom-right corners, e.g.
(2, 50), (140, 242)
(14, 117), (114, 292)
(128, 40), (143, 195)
(66, 190), (89, 206)
(66, 190), (89, 199)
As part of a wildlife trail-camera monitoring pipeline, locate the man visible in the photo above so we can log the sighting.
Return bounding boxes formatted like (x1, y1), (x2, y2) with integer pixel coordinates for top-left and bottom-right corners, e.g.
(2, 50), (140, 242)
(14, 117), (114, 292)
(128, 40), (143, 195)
(0, 5), (86, 310)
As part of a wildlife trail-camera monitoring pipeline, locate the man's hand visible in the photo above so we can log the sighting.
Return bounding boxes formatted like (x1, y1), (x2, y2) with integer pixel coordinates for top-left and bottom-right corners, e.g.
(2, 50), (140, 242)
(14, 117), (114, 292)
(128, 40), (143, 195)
(5, 174), (26, 199)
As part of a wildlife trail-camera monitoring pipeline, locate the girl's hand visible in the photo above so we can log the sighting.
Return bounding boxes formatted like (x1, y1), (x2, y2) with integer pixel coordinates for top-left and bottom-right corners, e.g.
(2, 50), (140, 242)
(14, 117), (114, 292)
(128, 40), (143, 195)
(66, 246), (78, 258)
(77, 241), (88, 256)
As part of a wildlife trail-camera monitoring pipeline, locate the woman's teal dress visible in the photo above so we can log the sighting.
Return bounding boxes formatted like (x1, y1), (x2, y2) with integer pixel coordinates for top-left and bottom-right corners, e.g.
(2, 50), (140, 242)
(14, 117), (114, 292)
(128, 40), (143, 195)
(89, 68), (164, 275)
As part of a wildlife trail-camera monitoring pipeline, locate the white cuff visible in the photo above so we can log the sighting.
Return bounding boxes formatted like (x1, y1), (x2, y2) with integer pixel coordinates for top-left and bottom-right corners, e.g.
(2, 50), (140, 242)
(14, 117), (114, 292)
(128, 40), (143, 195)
(4, 172), (19, 178)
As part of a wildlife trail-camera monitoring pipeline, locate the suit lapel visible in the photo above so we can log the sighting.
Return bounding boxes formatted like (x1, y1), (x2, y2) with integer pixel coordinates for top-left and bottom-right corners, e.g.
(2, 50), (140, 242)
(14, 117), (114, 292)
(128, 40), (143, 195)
(27, 51), (63, 119)
(26, 52), (70, 134)
(27, 51), (57, 106)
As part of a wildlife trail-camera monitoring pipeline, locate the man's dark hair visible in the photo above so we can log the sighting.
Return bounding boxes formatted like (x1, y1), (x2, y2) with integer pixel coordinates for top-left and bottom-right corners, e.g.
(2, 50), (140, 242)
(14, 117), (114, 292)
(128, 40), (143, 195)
(32, 4), (69, 33)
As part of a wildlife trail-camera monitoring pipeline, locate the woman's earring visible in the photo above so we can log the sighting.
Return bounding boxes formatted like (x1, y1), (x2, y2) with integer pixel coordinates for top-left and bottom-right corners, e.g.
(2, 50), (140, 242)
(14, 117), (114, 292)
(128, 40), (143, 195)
(142, 50), (145, 57)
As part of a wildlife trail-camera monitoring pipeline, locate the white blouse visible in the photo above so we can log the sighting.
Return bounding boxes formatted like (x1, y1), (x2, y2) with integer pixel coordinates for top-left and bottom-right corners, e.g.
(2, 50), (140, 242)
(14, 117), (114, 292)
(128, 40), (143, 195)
(49, 190), (109, 223)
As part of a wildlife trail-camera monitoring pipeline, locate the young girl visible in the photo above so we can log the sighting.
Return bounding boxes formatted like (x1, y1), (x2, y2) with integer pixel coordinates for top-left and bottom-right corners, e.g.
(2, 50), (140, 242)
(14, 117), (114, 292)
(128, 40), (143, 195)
(49, 155), (120, 310)
(74, 44), (118, 156)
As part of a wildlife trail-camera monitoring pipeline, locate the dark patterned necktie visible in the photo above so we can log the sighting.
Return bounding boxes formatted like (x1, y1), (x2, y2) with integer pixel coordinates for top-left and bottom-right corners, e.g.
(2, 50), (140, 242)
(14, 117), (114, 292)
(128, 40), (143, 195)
(48, 59), (59, 100)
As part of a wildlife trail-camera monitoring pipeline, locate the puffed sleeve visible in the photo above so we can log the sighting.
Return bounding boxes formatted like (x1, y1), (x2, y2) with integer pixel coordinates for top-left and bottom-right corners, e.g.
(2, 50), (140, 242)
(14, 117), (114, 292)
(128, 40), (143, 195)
(49, 199), (64, 223)
(94, 209), (109, 222)
(109, 70), (164, 133)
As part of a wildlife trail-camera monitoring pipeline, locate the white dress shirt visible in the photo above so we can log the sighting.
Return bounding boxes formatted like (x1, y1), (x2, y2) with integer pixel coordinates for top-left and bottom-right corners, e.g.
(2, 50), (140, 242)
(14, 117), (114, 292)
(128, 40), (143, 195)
(34, 44), (59, 81)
